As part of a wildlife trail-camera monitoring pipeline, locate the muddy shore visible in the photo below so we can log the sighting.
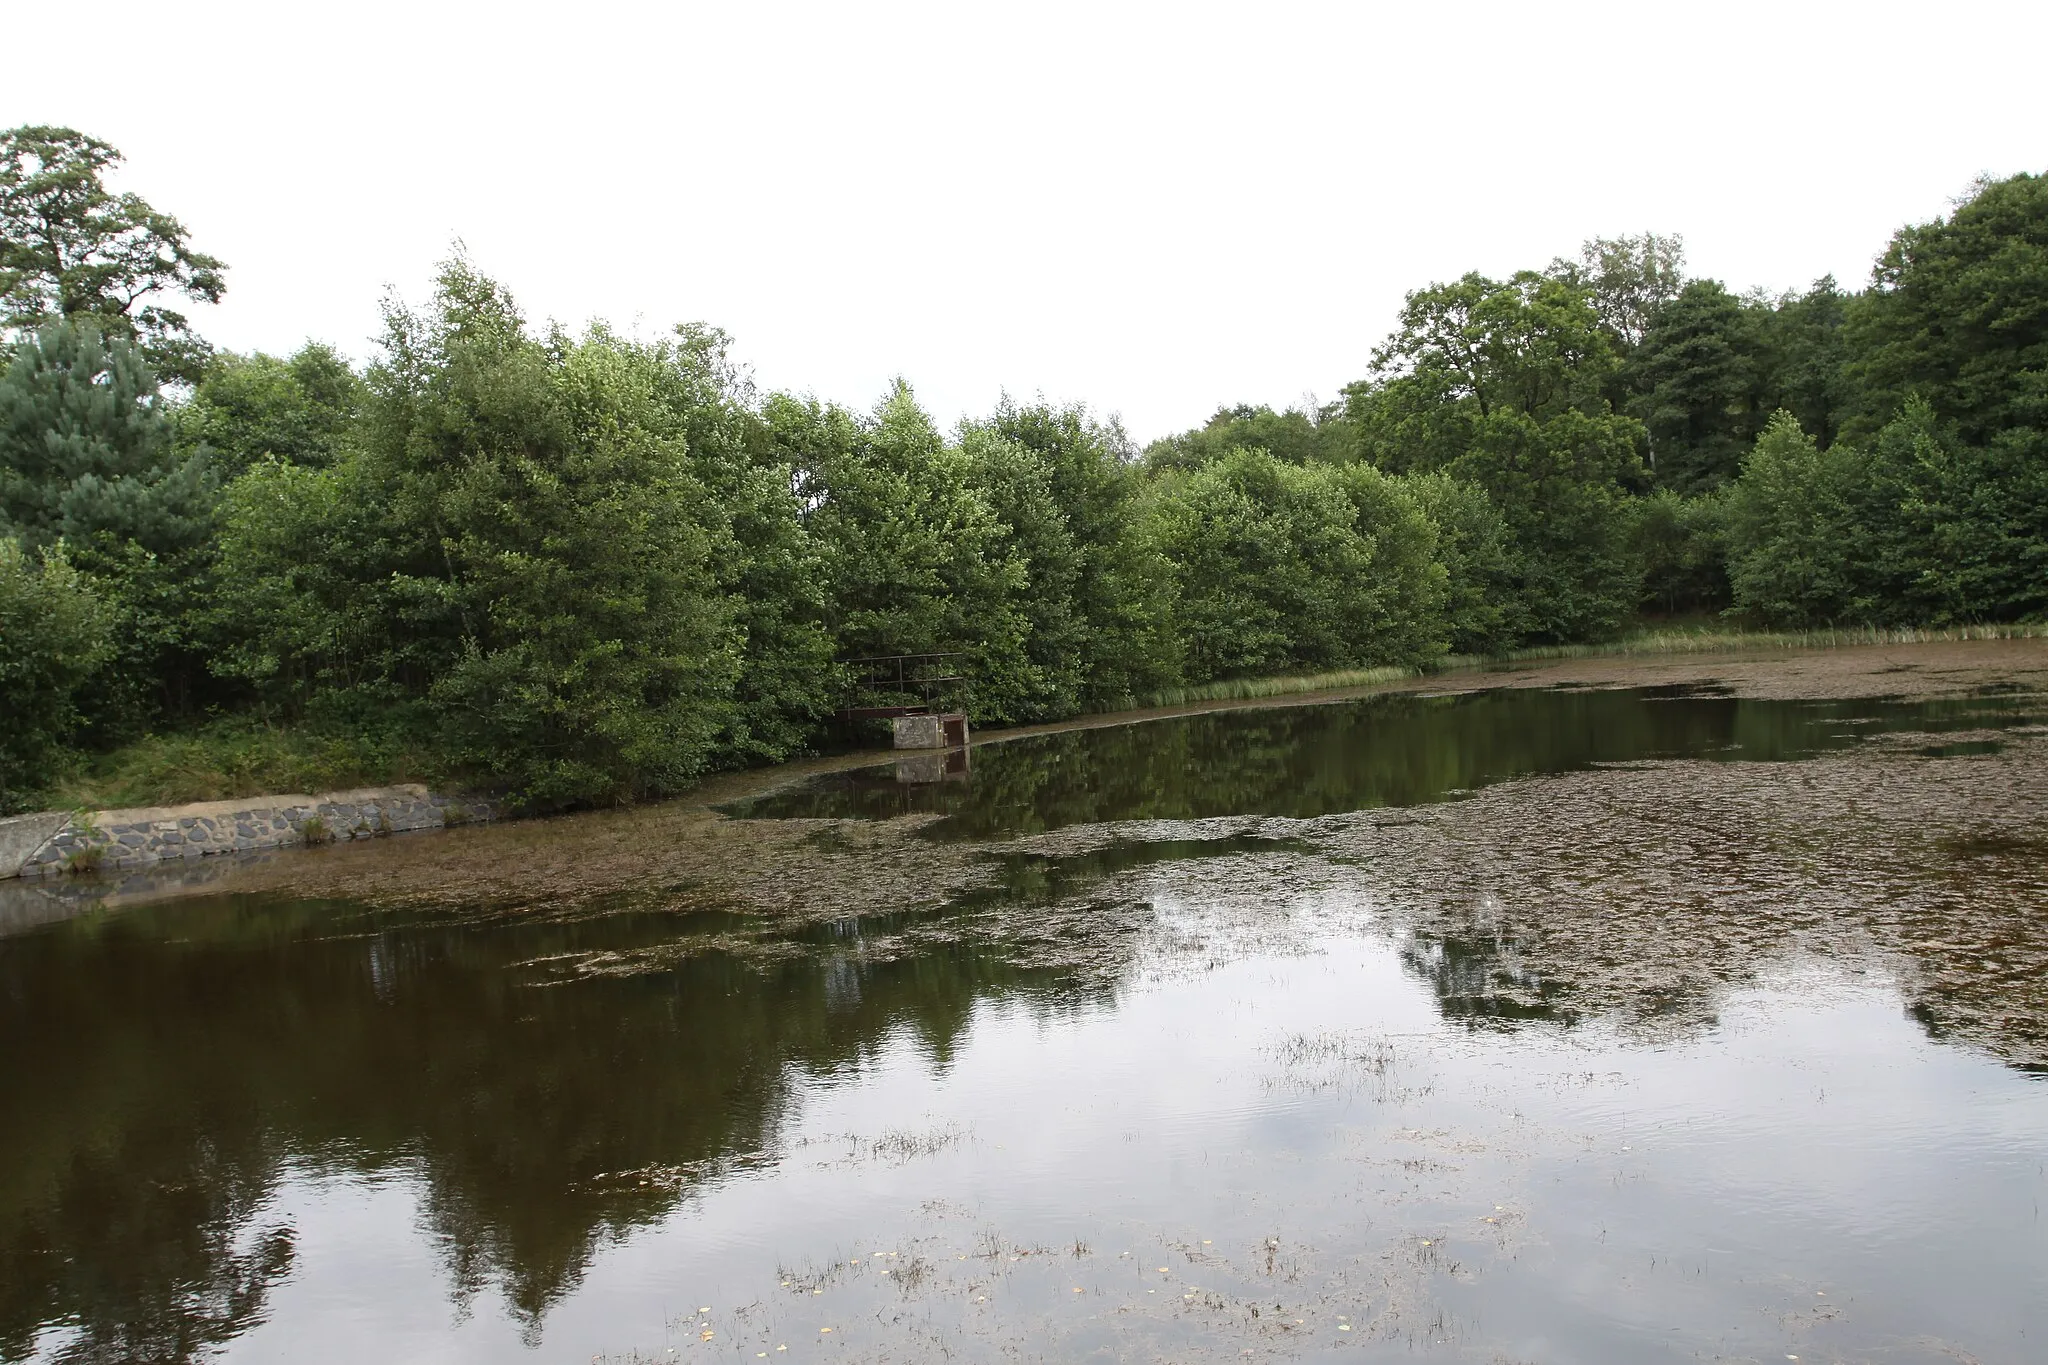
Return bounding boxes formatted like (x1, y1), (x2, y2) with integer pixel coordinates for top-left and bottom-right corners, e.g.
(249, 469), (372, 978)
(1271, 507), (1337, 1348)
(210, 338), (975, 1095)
(7, 637), (2041, 919)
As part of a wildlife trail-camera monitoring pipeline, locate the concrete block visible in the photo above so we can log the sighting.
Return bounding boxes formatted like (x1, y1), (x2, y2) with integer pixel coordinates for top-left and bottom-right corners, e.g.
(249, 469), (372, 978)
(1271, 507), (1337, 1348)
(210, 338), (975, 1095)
(0, 813), (69, 878)
(891, 712), (970, 749)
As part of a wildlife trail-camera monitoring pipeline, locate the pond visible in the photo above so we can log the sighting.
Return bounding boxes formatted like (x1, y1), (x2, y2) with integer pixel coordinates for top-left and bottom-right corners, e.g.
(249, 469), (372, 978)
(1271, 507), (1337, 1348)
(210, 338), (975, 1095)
(4, 684), (2046, 1364)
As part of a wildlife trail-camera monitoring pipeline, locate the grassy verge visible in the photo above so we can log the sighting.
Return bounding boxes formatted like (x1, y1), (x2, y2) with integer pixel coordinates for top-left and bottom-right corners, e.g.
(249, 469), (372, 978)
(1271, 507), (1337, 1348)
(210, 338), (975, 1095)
(45, 718), (444, 812)
(35, 620), (2048, 813)
(1102, 620), (2048, 715)
(1478, 619), (2048, 665)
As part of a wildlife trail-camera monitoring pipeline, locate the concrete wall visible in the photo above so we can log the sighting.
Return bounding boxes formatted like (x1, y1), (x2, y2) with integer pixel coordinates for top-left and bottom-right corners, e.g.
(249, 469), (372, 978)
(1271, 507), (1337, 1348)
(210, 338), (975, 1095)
(4, 785), (496, 880)
(891, 713), (970, 749)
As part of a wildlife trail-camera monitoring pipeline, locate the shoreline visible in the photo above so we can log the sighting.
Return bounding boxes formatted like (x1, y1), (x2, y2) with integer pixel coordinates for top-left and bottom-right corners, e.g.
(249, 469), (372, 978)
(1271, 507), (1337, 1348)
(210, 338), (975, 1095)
(4, 633), (2045, 901)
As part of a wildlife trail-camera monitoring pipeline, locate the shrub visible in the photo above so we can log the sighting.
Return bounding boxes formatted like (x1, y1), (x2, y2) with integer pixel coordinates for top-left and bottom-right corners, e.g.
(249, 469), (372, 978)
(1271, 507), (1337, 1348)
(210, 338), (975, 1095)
(0, 540), (114, 811)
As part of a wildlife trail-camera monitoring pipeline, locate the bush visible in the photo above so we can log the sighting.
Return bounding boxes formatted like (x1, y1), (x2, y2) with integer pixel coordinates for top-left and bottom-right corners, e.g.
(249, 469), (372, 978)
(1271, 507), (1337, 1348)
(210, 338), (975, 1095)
(1630, 488), (1729, 616)
(210, 260), (744, 808)
(0, 540), (113, 811)
(1143, 447), (1447, 683)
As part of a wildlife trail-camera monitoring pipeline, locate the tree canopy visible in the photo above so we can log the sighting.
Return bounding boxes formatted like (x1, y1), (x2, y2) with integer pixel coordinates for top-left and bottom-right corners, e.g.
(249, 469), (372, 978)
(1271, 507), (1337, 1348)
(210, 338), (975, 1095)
(0, 126), (226, 383)
(2, 128), (2045, 813)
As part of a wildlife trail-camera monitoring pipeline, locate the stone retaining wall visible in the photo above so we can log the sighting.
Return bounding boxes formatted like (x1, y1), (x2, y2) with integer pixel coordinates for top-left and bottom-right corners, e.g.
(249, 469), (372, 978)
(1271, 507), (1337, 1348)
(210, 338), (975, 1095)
(4, 785), (496, 879)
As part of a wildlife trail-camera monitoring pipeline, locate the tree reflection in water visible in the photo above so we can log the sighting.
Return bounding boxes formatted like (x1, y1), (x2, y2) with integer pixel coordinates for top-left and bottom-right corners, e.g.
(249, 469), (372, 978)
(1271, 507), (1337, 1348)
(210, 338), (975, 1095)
(3, 684), (2043, 1360)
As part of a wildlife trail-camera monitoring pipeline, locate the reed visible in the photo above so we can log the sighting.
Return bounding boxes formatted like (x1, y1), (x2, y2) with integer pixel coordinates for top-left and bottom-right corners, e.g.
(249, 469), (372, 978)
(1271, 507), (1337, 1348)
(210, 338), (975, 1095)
(1092, 621), (2048, 717)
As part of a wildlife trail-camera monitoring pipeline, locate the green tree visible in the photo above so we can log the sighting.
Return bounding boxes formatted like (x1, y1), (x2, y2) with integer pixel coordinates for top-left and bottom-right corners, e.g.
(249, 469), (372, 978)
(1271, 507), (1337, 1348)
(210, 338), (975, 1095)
(969, 398), (1177, 708)
(1761, 276), (1852, 448)
(646, 323), (834, 763)
(0, 320), (221, 725)
(1, 127), (225, 384)
(1629, 488), (1729, 616)
(1402, 470), (1520, 653)
(1143, 403), (1351, 472)
(213, 259), (743, 806)
(1346, 271), (1646, 642)
(1548, 233), (1687, 349)
(1723, 412), (1858, 625)
(767, 382), (1030, 720)
(1722, 407), (1948, 626)
(175, 344), (365, 474)
(1345, 270), (1624, 471)
(0, 540), (114, 810)
(0, 321), (211, 552)
(1625, 280), (1773, 492)
(1144, 447), (1444, 682)
(1448, 408), (1645, 641)
(1726, 400), (2048, 629)
(1845, 171), (2048, 443)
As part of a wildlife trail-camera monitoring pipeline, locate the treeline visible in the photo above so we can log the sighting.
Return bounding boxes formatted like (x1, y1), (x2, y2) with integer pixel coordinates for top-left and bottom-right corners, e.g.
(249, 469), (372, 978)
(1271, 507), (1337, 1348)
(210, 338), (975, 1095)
(2, 123), (2043, 810)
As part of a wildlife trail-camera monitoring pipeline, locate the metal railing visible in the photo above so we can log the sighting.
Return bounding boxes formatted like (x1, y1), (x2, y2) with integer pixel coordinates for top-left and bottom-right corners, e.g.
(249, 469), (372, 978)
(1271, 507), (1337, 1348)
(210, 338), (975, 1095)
(839, 653), (969, 718)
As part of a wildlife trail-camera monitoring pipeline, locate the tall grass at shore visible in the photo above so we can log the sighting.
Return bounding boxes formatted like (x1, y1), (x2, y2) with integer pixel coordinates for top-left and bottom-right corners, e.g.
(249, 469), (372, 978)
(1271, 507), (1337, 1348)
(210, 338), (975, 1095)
(1098, 621), (2048, 715)
(39, 621), (2048, 813)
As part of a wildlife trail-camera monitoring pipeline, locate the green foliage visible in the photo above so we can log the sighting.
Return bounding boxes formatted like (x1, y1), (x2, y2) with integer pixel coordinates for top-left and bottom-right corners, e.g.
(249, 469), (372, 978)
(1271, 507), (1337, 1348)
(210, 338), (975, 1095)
(1143, 447), (1445, 683)
(3, 138), (2045, 811)
(0, 540), (113, 811)
(1727, 385), (2048, 629)
(1402, 471), (1519, 654)
(0, 321), (211, 553)
(1346, 270), (1621, 471)
(655, 325), (835, 765)
(1335, 270), (1646, 644)
(174, 344), (365, 474)
(1624, 280), (1772, 493)
(1761, 277), (1852, 449)
(46, 715), (433, 811)
(1724, 411), (1870, 625)
(968, 399), (1178, 710)
(0, 126), (225, 383)
(0, 320), (223, 731)
(768, 383), (1030, 722)
(1445, 408), (1646, 643)
(1142, 403), (1351, 472)
(214, 258), (743, 807)
(1629, 488), (1729, 616)
(1548, 233), (1687, 348)
(1846, 171), (2048, 443)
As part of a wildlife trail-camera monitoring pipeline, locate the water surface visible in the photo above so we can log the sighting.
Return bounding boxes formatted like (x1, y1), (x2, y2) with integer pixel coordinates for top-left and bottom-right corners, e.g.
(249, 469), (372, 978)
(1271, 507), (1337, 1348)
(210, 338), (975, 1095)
(4, 686), (2045, 1363)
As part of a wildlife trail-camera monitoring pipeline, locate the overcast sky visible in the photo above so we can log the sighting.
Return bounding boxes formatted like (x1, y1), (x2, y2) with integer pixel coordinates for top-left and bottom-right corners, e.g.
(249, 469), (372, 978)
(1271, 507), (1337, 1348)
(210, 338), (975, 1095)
(9, 0), (2043, 441)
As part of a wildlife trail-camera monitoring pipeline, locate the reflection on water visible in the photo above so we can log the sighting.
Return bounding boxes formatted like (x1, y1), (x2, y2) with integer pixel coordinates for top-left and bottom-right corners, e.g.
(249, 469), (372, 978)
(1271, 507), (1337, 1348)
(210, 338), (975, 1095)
(726, 686), (2037, 835)
(2, 686), (2045, 1363)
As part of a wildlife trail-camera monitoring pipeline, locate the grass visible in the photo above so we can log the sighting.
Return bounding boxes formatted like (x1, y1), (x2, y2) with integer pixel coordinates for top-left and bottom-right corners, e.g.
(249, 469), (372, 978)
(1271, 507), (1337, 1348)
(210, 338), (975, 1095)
(1476, 619), (2048, 665)
(1099, 620), (2048, 716)
(31, 619), (2048, 815)
(45, 717), (442, 812)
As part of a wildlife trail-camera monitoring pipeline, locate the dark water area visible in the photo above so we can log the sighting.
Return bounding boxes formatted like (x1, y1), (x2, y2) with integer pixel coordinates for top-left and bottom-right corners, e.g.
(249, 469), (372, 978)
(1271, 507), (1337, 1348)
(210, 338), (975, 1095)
(725, 686), (2036, 836)
(3, 686), (2046, 1363)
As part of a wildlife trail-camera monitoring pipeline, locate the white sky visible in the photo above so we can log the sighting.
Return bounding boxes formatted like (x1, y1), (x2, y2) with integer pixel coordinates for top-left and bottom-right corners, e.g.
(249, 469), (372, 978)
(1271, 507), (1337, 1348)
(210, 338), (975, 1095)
(8, 0), (2043, 441)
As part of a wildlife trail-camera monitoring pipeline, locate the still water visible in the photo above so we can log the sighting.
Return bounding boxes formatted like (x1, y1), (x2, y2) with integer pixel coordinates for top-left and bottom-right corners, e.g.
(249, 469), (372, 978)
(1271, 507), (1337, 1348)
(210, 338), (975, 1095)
(4, 687), (2045, 1363)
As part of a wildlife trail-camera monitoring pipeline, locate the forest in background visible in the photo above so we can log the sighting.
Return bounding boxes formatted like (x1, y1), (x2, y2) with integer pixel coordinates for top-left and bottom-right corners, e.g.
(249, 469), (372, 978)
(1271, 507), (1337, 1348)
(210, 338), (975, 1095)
(3, 124), (2044, 812)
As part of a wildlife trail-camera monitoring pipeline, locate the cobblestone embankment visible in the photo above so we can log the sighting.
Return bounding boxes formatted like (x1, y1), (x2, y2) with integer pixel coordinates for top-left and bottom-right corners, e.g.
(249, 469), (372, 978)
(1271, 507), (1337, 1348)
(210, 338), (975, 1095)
(1, 786), (496, 879)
